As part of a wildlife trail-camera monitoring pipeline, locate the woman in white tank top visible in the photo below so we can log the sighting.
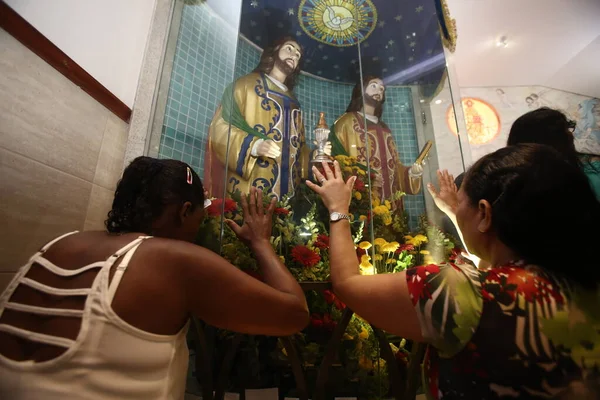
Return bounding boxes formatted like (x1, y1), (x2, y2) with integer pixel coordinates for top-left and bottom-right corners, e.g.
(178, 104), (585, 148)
(0, 157), (308, 399)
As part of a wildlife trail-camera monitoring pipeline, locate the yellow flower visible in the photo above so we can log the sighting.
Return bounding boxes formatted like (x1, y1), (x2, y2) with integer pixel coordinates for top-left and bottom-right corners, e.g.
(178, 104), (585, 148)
(359, 215), (368, 221)
(419, 250), (430, 255)
(382, 214), (392, 226)
(335, 155), (348, 164)
(374, 254), (383, 261)
(359, 254), (372, 268)
(356, 169), (366, 176)
(374, 238), (387, 247)
(384, 200), (392, 209)
(360, 254), (374, 275)
(359, 327), (369, 339)
(279, 256), (286, 263)
(354, 191), (362, 200)
(414, 234), (428, 243)
(359, 355), (373, 370)
(424, 255), (435, 264)
(386, 258), (396, 264)
(360, 265), (374, 275)
(404, 235), (414, 241)
(358, 241), (372, 250)
(348, 156), (358, 164)
(372, 198), (381, 207)
(382, 241), (399, 253)
(373, 205), (388, 215)
(344, 167), (353, 173)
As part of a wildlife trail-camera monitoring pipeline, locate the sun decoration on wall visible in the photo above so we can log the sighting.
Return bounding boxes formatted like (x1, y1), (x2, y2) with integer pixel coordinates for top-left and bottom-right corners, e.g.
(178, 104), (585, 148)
(446, 98), (501, 145)
(298, 0), (377, 47)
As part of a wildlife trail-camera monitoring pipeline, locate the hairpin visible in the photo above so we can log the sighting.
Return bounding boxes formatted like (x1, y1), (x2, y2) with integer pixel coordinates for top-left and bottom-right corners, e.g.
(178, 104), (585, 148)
(186, 167), (193, 185)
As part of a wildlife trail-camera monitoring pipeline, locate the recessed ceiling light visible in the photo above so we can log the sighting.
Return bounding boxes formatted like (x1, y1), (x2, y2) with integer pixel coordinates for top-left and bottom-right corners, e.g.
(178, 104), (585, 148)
(435, 99), (443, 105)
(496, 36), (508, 47)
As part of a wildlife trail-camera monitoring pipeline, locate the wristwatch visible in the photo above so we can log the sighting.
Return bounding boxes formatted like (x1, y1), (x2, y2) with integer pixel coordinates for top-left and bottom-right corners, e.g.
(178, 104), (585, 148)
(330, 211), (351, 222)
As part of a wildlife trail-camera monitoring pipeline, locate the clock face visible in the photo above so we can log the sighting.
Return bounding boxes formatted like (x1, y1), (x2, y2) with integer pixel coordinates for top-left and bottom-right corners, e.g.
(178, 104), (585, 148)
(299, 0), (377, 47)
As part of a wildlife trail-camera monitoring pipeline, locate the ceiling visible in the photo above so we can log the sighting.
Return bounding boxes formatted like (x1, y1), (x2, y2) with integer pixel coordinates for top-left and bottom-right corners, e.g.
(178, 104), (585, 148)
(238, 0), (446, 85)
(447, 0), (600, 98)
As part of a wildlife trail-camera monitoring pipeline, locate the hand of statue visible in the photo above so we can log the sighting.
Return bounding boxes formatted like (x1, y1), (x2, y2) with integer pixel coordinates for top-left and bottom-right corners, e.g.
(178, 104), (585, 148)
(252, 139), (281, 159)
(306, 161), (355, 214)
(226, 187), (276, 248)
(427, 169), (459, 216)
(372, 173), (383, 188)
(409, 163), (424, 178)
(324, 141), (332, 156)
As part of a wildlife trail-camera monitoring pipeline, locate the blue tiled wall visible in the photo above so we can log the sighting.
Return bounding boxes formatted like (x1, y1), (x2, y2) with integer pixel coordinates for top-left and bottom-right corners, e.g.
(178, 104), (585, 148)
(158, 4), (424, 226)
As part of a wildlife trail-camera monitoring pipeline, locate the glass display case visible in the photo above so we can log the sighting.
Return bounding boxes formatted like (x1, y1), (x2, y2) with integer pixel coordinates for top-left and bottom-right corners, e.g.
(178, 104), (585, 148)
(147, 0), (468, 398)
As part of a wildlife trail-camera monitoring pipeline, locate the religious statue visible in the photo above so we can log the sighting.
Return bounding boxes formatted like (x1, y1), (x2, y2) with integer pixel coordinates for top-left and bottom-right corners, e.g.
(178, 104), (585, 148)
(204, 37), (306, 199)
(331, 76), (424, 205)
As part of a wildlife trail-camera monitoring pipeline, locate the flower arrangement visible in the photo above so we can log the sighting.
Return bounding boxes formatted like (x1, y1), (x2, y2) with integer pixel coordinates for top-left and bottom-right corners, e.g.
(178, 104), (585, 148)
(195, 155), (459, 398)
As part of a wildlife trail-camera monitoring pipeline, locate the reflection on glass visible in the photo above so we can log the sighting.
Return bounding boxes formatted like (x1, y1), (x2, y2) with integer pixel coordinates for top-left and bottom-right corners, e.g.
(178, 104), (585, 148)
(153, 0), (468, 398)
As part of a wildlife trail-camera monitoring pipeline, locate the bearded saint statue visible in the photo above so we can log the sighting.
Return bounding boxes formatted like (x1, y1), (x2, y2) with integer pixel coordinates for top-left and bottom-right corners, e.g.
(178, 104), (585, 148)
(203, 37), (309, 200)
(331, 76), (424, 208)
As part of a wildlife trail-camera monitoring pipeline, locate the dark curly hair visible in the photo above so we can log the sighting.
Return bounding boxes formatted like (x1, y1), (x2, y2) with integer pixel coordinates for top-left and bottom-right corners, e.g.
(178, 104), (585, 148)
(463, 144), (600, 290)
(106, 157), (204, 234)
(253, 36), (303, 91)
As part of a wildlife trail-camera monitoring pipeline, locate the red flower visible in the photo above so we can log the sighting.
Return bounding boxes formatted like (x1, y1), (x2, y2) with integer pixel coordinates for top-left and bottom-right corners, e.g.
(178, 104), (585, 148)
(291, 245), (321, 268)
(206, 198), (237, 216)
(323, 289), (346, 310)
(274, 207), (289, 215)
(310, 313), (324, 328)
(314, 234), (330, 250)
(354, 178), (366, 192)
(310, 313), (338, 331)
(322, 313), (337, 331)
(395, 244), (415, 254)
(324, 289), (335, 304)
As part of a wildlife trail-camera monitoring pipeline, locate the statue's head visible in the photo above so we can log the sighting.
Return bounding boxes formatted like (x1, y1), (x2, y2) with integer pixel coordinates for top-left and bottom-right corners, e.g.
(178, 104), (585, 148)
(254, 36), (303, 91)
(346, 76), (386, 119)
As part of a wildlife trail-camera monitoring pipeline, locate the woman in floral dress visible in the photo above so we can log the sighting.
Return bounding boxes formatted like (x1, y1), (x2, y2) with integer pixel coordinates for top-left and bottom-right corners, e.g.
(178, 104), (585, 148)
(307, 144), (600, 399)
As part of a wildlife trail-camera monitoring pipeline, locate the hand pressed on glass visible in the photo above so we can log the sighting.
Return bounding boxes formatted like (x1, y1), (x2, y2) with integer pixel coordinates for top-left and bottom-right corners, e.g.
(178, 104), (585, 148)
(427, 169), (459, 216)
(306, 160), (356, 214)
(226, 187), (276, 247)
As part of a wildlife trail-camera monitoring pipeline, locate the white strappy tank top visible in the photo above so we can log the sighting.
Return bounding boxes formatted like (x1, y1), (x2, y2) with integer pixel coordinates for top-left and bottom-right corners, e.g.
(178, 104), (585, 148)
(0, 232), (190, 400)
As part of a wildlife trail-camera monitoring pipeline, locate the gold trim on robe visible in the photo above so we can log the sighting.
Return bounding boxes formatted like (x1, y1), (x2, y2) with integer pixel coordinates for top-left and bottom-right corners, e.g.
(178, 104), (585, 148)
(204, 72), (307, 199)
(333, 112), (421, 206)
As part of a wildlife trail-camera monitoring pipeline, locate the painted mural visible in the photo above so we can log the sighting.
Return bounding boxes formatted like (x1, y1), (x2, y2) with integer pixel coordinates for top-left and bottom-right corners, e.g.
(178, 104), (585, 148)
(458, 86), (600, 162)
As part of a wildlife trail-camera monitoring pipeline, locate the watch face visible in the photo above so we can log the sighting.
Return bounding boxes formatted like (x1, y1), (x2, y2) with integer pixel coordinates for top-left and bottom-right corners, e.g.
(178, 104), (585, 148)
(331, 212), (341, 221)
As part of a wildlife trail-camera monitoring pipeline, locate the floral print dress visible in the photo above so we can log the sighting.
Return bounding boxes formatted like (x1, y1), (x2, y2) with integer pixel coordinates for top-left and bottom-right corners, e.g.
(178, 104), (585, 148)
(406, 261), (600, 399)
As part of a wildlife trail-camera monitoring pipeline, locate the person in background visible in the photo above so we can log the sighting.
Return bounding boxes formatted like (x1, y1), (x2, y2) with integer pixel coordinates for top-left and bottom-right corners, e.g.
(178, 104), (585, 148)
(507, 107), (600, 200)
(308, 145), (600, 399)
(0, 157), (308, 400)
(454, 107), (600, 200)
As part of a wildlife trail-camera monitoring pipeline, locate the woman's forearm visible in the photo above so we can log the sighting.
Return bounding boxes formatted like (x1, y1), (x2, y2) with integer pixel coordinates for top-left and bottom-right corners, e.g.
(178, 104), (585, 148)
(251, 240), (307, 304)
(329, 219), (360, 287)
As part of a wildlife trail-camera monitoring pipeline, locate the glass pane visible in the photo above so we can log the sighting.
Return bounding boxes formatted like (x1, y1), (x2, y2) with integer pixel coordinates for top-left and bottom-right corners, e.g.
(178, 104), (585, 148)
(149, 0), (467, 398)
